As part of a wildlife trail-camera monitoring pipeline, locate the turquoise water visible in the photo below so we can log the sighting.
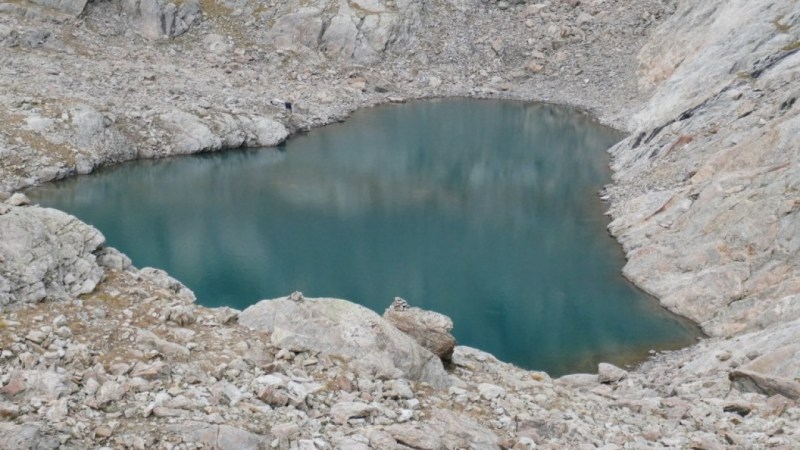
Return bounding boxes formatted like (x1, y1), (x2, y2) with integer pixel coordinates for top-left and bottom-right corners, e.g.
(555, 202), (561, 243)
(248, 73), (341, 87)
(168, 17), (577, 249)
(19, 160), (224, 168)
(28, 99), (698, 375)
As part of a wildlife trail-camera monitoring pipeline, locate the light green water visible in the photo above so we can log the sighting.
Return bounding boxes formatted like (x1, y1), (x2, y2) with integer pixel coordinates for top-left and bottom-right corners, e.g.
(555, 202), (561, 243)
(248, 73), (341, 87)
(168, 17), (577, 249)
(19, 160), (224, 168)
(28, 99), (699, 375)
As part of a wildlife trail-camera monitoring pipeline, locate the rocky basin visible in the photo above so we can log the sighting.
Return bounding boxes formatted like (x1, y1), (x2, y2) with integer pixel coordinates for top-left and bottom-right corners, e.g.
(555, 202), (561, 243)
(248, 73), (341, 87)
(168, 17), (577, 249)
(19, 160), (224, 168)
(1, 0), (799, 448)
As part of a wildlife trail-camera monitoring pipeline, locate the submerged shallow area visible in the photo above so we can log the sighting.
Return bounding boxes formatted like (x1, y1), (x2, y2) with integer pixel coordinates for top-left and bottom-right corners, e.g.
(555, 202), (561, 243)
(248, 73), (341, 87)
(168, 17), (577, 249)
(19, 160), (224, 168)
(29, 99), (699, 375)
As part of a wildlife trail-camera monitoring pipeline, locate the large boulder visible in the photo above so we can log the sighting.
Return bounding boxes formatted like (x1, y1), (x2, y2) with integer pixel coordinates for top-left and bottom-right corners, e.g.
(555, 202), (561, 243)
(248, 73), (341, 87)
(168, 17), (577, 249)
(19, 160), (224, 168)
(239, 295), (449, 388)
(729, 343), (800, 399)
(0, 204), (105, 308)
(383, 297), (456, 361)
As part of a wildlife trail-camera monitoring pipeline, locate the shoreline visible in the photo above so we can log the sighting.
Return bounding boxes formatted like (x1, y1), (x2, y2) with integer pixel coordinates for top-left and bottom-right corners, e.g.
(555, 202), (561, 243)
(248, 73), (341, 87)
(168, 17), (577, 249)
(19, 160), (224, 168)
(23, 95), (702, 377)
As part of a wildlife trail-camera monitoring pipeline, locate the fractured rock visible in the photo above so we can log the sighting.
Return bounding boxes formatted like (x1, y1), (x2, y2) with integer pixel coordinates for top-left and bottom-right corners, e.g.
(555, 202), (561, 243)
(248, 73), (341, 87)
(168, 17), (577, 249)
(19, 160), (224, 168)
(383, 297), (456, 361)
(0, 205), (105, 307)
(598, 362), (628, 383)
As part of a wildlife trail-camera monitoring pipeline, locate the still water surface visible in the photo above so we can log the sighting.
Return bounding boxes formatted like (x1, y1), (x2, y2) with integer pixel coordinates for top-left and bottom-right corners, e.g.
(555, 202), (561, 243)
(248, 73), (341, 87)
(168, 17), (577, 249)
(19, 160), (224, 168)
(29, 99), (698, 375)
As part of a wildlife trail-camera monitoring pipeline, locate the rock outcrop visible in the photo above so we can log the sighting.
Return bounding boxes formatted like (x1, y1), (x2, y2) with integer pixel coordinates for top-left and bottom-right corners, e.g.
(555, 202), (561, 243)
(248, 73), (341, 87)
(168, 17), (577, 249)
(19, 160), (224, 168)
(239, 295), (450, 388)
(120, 0), (203, 40)
(264, 0), (423, 63)
(383, 297), (456, 361)
(0, 202), (105, 308)
(607, 0), (800, 337)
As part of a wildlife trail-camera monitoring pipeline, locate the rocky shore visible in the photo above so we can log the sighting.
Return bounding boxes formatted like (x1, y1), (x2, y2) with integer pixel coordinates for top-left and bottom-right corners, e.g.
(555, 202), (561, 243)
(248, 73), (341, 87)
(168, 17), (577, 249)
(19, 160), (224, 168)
(1, 0), (799, 448)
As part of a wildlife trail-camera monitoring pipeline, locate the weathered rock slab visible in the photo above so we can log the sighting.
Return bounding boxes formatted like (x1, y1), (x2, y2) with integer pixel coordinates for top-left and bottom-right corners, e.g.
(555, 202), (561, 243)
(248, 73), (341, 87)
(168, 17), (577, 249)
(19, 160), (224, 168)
(239, 296), (449, 388)
(383, 297), (456, 361)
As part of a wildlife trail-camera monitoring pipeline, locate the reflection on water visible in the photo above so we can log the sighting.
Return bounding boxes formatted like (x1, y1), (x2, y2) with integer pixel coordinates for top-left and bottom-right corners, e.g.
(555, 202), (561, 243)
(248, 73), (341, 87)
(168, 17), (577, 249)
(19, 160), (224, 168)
(28, 99), (699, 375)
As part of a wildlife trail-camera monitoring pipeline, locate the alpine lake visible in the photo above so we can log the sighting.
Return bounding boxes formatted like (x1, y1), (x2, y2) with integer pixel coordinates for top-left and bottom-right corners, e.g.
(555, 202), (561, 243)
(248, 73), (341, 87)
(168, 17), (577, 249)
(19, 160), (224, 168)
(28, 99), (700, 376)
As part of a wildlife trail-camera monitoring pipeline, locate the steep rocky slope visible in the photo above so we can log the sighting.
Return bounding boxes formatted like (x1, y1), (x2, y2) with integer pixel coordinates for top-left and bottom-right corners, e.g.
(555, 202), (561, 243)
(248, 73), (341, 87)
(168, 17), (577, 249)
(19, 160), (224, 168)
(1, 0), (799, 448)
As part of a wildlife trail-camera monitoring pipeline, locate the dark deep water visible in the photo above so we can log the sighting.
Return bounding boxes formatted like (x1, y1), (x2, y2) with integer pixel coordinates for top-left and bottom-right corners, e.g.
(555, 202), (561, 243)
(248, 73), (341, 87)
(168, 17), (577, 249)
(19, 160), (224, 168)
(28, 99), (699, 375)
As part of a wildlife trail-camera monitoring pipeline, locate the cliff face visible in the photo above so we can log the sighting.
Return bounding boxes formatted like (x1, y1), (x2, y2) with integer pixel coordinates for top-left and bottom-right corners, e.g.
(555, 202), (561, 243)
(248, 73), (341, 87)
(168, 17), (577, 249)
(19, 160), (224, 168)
(1, 0), (800, 448)
(608, 0), (800, 338)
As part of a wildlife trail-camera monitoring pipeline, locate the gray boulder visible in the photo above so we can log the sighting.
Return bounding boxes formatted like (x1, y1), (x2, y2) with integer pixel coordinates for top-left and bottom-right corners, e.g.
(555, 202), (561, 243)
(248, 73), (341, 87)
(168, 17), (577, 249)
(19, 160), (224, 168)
(121, 0), (202, 40)
(0, 205), (105, 307)
(729, 344), (800, 399)
(239, 296), (449, 388)
(383, 297), (456, 361)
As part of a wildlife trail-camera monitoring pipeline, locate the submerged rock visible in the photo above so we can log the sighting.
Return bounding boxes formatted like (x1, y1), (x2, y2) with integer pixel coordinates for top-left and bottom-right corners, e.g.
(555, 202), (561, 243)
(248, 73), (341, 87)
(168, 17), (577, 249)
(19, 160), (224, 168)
(239, 296), (450, 388)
